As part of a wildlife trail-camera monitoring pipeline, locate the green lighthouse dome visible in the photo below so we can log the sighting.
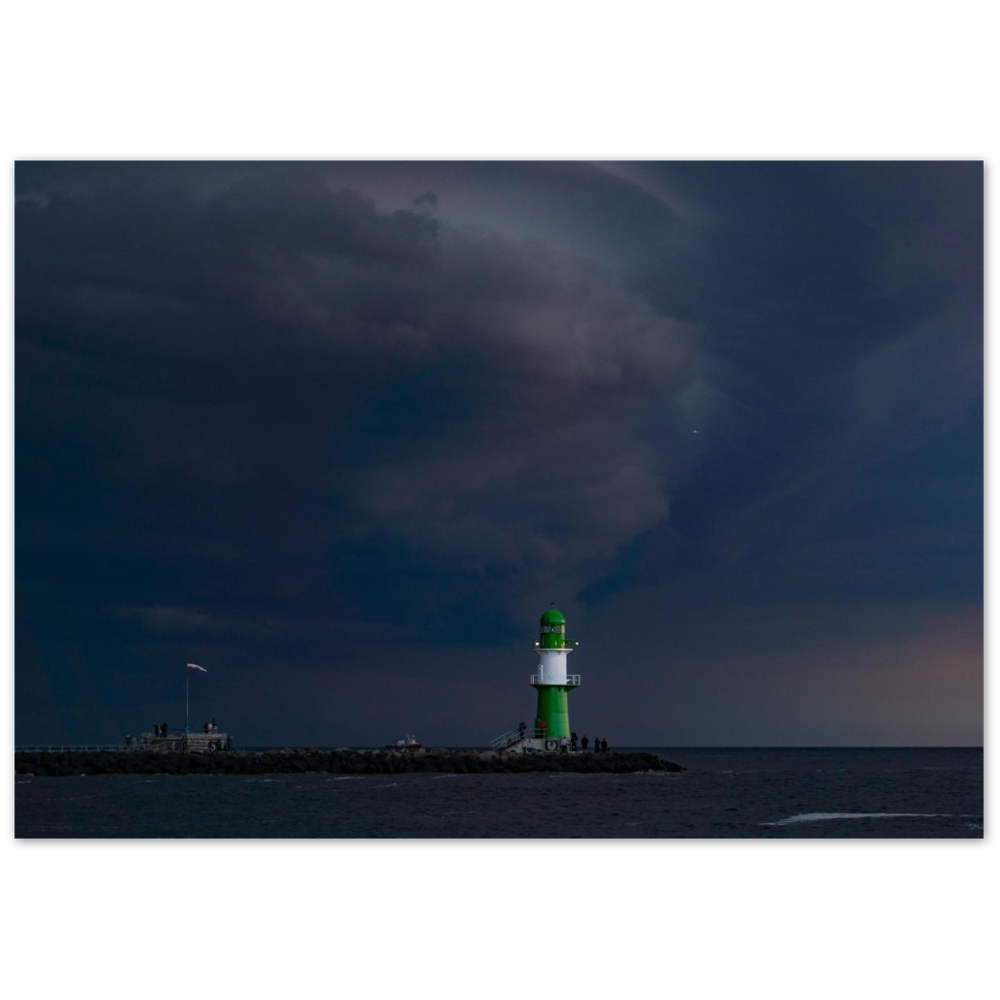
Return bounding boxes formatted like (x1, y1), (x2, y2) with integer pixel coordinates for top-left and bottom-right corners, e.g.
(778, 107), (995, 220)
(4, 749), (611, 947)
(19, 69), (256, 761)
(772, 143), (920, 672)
(539, 606), (568, 648)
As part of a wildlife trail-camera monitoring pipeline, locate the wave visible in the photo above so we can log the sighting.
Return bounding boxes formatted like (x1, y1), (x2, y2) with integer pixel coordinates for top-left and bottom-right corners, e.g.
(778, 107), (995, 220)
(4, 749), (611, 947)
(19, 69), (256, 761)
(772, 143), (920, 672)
(762, 812), (953, 826)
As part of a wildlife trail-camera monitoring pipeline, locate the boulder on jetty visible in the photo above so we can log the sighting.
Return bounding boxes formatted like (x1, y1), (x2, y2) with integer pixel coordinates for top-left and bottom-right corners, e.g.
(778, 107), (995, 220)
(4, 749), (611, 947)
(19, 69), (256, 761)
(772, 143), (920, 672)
(15, 748), (684, 777)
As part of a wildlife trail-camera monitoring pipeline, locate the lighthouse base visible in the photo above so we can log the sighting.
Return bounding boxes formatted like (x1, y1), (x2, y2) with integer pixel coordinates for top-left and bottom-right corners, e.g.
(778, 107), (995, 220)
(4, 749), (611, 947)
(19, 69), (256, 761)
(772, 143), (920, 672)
(518, 737), (570, 753)
(533, 683), (575, 740)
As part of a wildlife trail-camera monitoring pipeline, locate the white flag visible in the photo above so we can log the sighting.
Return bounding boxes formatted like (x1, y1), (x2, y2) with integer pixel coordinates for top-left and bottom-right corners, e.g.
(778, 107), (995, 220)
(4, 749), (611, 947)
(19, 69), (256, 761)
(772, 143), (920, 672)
(186, 663), (208, 672)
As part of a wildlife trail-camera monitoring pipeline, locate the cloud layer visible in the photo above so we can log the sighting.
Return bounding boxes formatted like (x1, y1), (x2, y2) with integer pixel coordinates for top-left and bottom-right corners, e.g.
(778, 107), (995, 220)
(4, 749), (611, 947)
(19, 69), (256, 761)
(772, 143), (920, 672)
(16, 161), (982, 745)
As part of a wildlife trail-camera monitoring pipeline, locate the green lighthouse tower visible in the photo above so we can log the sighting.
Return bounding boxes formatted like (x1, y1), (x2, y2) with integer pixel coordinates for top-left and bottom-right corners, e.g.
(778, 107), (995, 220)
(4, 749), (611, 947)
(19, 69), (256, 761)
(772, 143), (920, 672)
(531, 606), (580, 742)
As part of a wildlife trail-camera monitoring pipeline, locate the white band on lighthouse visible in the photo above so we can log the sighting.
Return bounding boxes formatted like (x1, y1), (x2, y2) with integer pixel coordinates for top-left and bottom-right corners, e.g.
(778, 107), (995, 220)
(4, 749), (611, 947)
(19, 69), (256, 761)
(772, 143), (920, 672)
(536, 648), (571, 685)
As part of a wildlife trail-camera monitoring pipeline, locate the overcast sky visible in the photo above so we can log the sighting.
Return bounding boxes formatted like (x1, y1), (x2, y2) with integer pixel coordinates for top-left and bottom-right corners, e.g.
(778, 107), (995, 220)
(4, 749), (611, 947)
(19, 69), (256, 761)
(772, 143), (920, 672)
(15, 161), (982, 746)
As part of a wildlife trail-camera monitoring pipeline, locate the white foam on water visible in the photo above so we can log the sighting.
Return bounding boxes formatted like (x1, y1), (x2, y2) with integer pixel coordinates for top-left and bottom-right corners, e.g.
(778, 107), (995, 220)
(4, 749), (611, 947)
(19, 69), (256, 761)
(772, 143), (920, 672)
(762, 812), (951, 827)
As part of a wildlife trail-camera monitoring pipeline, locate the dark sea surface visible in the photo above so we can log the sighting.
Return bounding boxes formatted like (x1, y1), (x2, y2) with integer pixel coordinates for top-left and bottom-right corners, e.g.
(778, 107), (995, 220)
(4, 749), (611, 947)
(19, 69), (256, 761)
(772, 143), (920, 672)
(15, 747), (983, 839)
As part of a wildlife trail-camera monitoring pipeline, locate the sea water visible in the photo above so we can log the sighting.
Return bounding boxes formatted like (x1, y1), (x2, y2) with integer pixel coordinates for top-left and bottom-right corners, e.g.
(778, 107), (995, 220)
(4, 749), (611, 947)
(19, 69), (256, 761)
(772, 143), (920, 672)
(14, 747), (983, 838)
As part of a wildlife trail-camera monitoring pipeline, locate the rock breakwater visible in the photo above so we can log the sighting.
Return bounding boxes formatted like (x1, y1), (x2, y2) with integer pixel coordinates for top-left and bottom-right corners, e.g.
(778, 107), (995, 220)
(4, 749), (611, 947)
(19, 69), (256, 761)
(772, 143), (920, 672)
(15, 748), (684, 777)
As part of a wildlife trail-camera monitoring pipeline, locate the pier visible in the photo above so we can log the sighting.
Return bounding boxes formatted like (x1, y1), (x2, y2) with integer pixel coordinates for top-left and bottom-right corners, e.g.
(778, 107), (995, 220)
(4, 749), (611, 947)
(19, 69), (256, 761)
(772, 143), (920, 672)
(15, 747), (684, 777)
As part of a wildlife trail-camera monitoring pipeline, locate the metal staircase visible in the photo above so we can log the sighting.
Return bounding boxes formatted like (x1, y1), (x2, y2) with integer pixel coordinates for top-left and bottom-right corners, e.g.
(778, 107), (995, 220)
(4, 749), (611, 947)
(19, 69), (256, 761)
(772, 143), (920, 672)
(488, 724), (539, 751)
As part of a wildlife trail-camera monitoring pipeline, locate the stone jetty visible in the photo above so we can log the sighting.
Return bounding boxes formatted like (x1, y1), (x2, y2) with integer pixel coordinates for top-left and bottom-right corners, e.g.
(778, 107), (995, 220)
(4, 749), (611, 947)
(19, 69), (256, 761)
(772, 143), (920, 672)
(15, 747), (684, 777)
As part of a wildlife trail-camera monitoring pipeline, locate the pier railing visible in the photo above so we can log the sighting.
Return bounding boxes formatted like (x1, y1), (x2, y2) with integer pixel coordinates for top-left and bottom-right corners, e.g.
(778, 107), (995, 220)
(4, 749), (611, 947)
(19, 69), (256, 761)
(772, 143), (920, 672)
(17, 733), (232, 753)
(16, 744), (134, 752)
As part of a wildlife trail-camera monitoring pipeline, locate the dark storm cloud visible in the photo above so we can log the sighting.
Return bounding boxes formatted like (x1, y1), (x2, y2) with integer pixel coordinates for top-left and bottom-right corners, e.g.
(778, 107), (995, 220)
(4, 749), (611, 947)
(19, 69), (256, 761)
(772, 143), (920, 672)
(16, 164), (699, 713)
(16, 162), (982, 745)
(601, 162), (982, 590)
(573, 162), (981, 745)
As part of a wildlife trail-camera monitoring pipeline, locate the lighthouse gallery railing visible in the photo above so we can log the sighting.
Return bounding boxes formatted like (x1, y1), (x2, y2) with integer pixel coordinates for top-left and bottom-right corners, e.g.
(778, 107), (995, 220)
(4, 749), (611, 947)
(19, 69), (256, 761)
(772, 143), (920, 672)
(529, 673), (580, 686)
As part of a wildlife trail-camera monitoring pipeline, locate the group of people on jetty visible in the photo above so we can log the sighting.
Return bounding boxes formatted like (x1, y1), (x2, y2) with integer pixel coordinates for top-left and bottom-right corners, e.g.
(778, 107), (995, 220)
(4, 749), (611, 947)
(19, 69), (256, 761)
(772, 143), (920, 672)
(564, 732), (609, 753)
(517, 721), (609, 753)
(197, 719), (226, 750)
(143, 718), (219, 738)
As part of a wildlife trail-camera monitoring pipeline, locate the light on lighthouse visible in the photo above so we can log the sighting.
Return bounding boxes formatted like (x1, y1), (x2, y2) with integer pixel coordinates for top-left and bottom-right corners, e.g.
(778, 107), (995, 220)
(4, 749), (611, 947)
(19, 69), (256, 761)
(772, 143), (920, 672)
(531, 606), (580, 741)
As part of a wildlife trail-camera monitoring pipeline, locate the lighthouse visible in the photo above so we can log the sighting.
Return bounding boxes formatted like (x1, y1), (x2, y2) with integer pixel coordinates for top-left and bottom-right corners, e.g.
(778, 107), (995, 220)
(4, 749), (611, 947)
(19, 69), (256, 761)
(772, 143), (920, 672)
(531, 606), (580, 744)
